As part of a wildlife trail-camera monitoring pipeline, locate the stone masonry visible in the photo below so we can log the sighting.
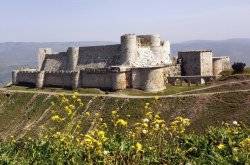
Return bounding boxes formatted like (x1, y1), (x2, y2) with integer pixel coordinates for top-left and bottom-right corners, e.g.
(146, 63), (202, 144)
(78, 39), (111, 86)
(12, 34), (230, 92)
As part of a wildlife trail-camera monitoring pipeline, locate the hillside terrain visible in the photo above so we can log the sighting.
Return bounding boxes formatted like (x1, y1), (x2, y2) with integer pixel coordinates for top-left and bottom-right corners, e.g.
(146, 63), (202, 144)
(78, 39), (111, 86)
(0, 75), (249, 164)
(0, 77), (249, 140)
(0, 38), (250, 85)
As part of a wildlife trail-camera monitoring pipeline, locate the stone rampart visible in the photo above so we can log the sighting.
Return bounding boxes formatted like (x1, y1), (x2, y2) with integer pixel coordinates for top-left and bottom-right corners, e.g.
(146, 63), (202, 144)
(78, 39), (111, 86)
(15, 70), (39, 85)
(178, 51), (213, 76)
(44, 71), (74, 88)
(80, 71), (113, 89)
(77, 45), (121, 68)
(42, 52), (68, 71)
(213, 56), (231, 76)
(38, 48), (52, 71)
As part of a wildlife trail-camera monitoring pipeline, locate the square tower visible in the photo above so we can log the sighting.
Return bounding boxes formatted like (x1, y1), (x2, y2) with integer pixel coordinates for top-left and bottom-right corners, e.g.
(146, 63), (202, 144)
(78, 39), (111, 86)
(178, 51), (213, 76)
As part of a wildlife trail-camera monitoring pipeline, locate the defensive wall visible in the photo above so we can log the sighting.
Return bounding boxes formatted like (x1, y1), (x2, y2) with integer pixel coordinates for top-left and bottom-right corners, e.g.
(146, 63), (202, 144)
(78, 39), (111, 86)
(212, 56), (231, 76)
(12, 34), (231, 92)
(13, 65), (176, 92)
(37, 34), (172, 73)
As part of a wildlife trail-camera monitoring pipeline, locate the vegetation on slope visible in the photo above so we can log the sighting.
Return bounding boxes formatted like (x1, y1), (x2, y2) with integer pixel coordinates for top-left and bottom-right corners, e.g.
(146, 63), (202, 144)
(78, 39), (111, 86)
(0, 93), (249, 164)
(0, 90), (249, 139)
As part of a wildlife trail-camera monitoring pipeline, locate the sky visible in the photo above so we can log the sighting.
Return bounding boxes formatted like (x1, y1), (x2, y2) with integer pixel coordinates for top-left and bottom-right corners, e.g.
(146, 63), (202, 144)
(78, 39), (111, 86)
(0, 0), (250, 43)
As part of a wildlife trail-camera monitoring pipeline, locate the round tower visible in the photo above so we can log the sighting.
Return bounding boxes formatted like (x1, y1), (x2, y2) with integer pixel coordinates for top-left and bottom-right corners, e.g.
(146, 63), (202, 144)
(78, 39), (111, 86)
(12, 70), (19, 85)
(120, 34), (137, 66)
(150, 34), (161, 47)
(38, 48), (52, 71)
(112, 72), (127, 90)
(132, 67), (166, 92)
(150, 34), (161, 55)
(71, 71), (80, 89)
(67, 47), (79, 70)
(36, 71), (45, 88)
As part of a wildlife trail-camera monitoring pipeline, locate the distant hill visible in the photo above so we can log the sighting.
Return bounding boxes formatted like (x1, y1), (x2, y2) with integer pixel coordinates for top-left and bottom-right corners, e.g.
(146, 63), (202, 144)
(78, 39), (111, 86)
(0, 39), (250, 85)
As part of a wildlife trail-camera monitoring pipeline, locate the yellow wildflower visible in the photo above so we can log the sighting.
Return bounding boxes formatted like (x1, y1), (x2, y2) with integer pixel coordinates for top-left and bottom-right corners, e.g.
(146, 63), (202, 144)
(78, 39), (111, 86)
(154, 96), (160, 100)
(69, 105), (75, 110)
(97, 131), (106, 140)
(116, 119), (128, 127)
(142, 123), (148, 128)
(85, 112), (90, 116)
(240, 138), (250, 151)
(51, 101), (55, 106)
(135, 142), (143, 152)
(154, 124), (160, 130)
(217, 143), (225, 150)
(73, 92), (79, 96)
(51, 115), (63, 122)
(112, 110), (117, 115)
(142, 118), (149, 123)
(72, 92), (79, 99)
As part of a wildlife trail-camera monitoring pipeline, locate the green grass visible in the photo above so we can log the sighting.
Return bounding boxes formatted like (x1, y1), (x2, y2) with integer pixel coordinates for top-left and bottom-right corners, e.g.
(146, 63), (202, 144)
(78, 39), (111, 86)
(0, 90), (249, 139)
(109, 84), (205, 96)
(5, 85), (105, 94)
(220, 67), (250, 76)
(186, 81), (250, 94)
(5, 84), (206, 96)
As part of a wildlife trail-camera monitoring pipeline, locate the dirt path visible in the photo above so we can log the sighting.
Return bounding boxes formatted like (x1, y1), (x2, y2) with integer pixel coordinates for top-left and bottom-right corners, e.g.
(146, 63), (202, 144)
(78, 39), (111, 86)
(174, 80), (250, 95)
(0, 87), (249, 99)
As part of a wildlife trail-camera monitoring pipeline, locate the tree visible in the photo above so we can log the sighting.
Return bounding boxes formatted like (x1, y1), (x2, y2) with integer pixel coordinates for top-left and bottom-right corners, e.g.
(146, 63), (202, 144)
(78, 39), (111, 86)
(232, 62), (246, 73)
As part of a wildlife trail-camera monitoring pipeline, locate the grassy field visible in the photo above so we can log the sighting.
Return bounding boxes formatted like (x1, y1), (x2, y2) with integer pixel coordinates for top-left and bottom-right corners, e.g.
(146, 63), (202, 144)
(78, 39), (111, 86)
(0, 91), (249, 164)
(0, 90), (249, 140)
(1, 76), (250, 164)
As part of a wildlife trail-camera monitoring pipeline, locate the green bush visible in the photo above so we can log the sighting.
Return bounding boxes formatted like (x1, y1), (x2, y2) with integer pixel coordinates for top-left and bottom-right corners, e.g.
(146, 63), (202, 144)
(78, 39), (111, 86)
(232, 62), (246, 73)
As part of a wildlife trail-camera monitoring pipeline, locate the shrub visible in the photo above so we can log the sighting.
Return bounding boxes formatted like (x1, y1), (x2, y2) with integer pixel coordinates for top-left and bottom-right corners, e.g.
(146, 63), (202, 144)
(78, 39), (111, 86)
(232, 62), (246, 73)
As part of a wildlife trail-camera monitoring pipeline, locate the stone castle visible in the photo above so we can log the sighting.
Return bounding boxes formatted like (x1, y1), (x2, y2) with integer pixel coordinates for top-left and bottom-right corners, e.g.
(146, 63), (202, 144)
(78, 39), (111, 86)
(12, 34), (230, 92)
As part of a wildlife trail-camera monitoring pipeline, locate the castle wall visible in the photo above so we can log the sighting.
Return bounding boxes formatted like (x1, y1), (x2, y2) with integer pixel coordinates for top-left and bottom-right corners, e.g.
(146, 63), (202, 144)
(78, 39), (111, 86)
(163, 64), (181, 83)
(213, 57), (231, 76)
(42, 53), (68, 71)
(67, 47), (79, 70)
(163, 64), (181, 77)
(132, 67), (165, 92)
(44, 72), (72, 87)
(77, 45), (121, 68)
(178, 51), (201, 76)
(200, 52), (213, 76)
(178, 51), (213, 76)
(80, 71), (113, 89)
(15, 71), (38, 85)
(38, 48), (52, 71)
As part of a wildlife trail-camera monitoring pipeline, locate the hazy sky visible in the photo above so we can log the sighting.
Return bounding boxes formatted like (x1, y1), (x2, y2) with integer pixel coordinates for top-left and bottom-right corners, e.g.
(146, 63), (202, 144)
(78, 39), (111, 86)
(0, 0), (250, 42)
